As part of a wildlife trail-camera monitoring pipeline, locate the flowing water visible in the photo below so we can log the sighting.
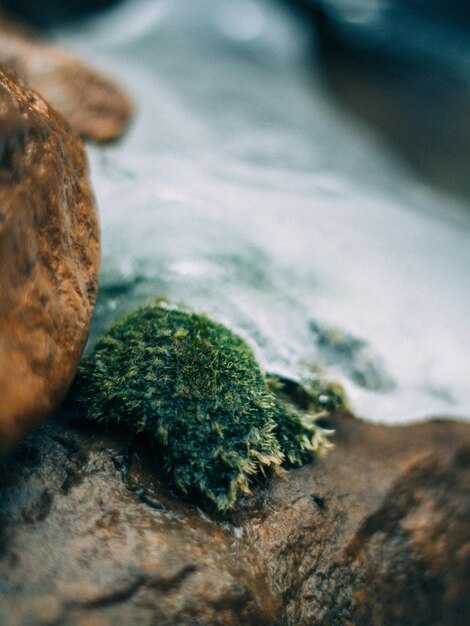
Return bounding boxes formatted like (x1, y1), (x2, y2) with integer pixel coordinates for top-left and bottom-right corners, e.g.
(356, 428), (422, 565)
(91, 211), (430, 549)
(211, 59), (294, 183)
(57, 0), (470, 423)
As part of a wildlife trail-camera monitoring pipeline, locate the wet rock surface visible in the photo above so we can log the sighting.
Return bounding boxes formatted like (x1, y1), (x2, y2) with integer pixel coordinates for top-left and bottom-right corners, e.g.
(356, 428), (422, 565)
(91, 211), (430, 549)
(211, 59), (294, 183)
(0, 67), (99, 453)
(0, 413), (468, 625)
(0, 17), (132, 143)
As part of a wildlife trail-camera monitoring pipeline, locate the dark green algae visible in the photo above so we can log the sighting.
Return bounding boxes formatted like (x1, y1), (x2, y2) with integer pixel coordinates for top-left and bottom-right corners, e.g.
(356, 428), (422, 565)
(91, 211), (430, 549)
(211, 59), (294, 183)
(68, 300), (343, 512)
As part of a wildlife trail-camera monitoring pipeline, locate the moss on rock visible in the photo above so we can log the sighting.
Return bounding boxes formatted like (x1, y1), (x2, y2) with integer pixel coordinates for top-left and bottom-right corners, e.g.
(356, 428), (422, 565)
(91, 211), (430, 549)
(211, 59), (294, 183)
(68, 300), (334, 511)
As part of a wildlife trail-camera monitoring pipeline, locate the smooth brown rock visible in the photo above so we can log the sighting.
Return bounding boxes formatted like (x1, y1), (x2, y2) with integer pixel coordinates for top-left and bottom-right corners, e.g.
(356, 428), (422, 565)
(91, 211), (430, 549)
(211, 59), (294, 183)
(0, 67), (99, 454)
(0, 17), (133, 143)
(0, 413), (468, 625)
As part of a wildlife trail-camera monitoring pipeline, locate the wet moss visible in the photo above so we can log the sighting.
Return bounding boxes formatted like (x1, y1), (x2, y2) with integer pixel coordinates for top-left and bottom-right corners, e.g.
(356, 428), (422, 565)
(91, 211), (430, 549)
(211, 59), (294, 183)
(68, 300), (334, 512)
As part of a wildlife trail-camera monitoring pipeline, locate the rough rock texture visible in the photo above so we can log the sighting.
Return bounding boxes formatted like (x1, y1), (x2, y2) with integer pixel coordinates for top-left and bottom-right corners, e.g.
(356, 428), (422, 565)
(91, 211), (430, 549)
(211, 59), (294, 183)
(0, 413), (468, 625)
(0, 17), (132, 143)
(0, 67), (99, 454)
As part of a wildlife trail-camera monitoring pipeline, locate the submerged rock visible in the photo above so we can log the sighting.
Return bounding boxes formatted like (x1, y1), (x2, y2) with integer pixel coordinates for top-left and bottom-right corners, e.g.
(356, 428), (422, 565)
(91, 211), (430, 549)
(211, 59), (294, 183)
(0, 413), (468, 625)
(0, 16), (133, 143)
(309, 320), (394, 392)
(0, 67), (99, 454)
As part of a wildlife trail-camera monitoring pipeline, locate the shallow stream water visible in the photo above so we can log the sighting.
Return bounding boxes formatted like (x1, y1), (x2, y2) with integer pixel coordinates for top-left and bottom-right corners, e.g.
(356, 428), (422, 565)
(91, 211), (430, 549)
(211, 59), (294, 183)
(57, 0), (470, 423)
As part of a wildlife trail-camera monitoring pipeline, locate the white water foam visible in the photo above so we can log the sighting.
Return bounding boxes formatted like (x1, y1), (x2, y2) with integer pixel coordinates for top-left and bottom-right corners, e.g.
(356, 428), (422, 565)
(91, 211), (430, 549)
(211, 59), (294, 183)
(57, 0), (470, 423)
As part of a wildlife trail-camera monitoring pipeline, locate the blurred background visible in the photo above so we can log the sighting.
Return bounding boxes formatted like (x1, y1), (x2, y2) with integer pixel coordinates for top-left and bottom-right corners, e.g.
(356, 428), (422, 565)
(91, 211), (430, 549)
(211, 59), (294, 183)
(290, 0), (470, 200)
(5, 0), (470, 199)
(2, 0), (469, 424)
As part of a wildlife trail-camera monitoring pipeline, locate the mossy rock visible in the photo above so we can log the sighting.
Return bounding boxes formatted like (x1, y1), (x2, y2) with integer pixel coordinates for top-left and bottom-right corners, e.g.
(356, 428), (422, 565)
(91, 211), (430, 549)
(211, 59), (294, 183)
(68, 301), (337, 511)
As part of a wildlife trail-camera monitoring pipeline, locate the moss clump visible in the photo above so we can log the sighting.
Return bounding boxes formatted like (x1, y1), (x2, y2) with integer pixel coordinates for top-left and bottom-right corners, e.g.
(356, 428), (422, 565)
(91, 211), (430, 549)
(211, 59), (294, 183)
(68, 300), (333, 512)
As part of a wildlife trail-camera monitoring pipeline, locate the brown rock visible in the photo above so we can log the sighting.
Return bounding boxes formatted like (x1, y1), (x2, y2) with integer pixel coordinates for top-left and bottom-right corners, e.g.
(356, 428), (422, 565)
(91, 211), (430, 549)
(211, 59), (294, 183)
(0, 67), (99, 453)
(0, 413), (468, 625)
(0, 17), (133, 143)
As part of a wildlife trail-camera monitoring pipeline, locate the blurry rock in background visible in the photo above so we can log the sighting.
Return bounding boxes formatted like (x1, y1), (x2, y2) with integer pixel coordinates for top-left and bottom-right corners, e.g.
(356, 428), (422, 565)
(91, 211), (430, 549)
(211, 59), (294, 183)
(0, 16), (133, 142)
(288, 0), (470, 200)
(0, 0), (122, 27)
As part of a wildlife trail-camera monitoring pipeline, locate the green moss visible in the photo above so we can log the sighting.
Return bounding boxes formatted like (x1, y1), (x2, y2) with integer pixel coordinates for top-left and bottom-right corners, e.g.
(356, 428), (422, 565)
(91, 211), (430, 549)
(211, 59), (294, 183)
(68, 300), (334, 512)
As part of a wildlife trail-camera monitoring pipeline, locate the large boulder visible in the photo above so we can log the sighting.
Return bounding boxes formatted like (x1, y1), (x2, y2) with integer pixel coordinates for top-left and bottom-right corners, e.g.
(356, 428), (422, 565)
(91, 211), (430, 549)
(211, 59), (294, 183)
(0, 67), (99, 454)
(0, 413), (468, 625)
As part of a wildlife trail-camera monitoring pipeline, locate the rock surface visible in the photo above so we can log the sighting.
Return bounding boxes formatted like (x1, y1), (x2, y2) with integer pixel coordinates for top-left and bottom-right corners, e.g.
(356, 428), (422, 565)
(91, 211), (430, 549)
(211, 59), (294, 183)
(0, 17), (132, 143)
(0, 413), (468, 625)
(0, 67), (99, 453)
